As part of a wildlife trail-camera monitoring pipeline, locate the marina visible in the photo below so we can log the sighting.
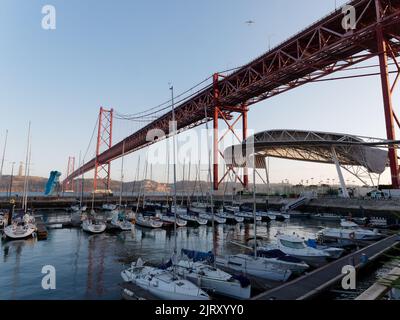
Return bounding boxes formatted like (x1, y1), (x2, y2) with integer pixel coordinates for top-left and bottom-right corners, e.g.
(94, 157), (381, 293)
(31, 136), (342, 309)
(1, 0), (400, 304)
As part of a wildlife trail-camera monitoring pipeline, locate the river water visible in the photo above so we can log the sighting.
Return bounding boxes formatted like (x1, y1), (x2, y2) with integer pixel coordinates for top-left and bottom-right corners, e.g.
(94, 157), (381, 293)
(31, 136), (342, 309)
(0, 214), (363, 300)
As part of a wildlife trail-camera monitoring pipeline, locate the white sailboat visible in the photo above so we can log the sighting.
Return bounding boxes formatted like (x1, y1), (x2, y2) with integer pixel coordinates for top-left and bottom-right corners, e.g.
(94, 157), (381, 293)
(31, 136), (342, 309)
(121, 259), (210, 300)
(82, 217), (107, 234)
(82, 161), (106, 234)
(217, 159), (293, 282)
(159, 214), (187, 228)
(198, 212), (226, 225)
(4, 212), (36, 240)
(111, 210), (133, 231)
(216, 211), (244, 224)
(135, 214), (164, 229)
(121, 86), (209, 300)
(171, 106), (253, 299)
(110, 142), (133, 231)
(216, 254), (292, 282)
(172, 256), (251, 299)
(5, 123), (37, 240)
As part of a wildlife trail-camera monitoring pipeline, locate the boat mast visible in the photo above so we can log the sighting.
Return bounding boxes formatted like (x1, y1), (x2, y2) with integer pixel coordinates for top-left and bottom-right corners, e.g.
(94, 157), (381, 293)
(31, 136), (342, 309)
(170, 85), (178, 256)
(132, 155), (141, 200)
(253, 161), (257, 258)
(22, 122), (31, 212)
(204, 106), (216, 265)
(78, 151), (83, 208)
(181, 159), (185, 206)
(0, 129), (8, 184)
(119, 141), (126, 208)
(24, 138), (32, 213)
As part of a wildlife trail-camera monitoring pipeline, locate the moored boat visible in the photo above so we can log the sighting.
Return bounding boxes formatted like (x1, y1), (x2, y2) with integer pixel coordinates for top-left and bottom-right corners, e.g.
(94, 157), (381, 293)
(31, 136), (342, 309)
(121, 259), (210, 300)
(318, 220), (383, 241)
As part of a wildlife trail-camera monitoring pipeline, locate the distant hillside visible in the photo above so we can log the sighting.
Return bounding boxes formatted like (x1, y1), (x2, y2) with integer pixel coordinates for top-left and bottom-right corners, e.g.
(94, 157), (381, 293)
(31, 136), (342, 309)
(0, 175), (291, 196)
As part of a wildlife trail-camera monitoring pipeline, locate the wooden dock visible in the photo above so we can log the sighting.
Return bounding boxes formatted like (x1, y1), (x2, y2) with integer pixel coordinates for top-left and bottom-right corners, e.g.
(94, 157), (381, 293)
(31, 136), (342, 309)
(35, 217), (48, 240)
(253, 234), (400, 300)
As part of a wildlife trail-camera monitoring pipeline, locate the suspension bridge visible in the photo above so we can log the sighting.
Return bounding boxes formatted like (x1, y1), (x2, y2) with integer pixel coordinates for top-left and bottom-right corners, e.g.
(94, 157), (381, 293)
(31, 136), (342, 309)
(64, 0), (400, 193)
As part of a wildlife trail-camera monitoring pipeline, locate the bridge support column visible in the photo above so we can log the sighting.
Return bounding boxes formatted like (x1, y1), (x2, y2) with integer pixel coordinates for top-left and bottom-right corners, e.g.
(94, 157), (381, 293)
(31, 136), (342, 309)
(331, 147), (349, 198)
(212, 74), (249, 191)
(93, 107), (114, 194)
(376, 0), (400, 188)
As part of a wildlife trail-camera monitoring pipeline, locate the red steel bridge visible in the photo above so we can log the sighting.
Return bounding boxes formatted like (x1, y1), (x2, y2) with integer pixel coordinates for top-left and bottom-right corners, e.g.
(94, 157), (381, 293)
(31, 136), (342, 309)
(65, 0), (400, 191)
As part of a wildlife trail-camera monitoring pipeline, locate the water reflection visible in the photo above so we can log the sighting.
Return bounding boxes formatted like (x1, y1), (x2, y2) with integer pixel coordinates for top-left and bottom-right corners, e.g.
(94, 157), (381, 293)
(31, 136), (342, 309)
(0, 214), (334, 300)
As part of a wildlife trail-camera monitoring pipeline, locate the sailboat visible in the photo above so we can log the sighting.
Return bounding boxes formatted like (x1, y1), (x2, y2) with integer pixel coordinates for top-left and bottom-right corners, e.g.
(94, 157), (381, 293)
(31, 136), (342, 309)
(121, 85), (209, 300)
(110, 142), (133, 231)
(216, 159), (293, 282)
(4, 123), (37, 240)
(121, 259), (209, 300)
(82, 151), (106, 235)
(170, 106), (252, 299)
(171, 250), (251, 299)
(4, 211), (36, 240)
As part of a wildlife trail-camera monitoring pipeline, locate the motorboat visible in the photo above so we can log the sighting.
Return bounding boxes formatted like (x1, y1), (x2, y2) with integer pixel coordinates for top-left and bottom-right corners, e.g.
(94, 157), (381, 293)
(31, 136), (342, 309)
(171, 250), (251, 300)
(216, 254), (292, 282)
(121, 259), (210, 300)
(261, 233), (338, 267)
(135, 214), (164, 229)
(318, 220), (383, 241)
(82, 216), (107, 234)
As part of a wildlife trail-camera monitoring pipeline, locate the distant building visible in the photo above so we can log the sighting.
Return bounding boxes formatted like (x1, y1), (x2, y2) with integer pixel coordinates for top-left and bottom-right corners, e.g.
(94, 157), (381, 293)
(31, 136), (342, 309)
(18, 162), (23, 176)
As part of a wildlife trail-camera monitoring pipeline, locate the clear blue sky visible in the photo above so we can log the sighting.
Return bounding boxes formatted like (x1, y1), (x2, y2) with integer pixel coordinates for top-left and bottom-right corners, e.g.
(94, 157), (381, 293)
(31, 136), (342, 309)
(0, 0), (395, 186)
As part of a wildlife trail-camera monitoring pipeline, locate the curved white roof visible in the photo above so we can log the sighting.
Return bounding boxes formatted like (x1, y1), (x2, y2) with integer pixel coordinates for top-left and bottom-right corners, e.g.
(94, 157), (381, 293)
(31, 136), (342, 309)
(224, 130), (389, 174)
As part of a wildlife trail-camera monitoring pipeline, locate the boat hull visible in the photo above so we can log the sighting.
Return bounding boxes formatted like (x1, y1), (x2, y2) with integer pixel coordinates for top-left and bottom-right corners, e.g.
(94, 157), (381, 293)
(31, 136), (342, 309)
(4, 225), (36, 240)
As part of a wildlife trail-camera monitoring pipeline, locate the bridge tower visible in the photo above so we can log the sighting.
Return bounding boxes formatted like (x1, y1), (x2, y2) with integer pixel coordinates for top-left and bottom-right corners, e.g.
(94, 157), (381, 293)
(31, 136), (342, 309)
(93, 107), (114, 194)
(64, 156), (75, 192)
(376, 0), (400, 188)
(212, 73), (249, 191)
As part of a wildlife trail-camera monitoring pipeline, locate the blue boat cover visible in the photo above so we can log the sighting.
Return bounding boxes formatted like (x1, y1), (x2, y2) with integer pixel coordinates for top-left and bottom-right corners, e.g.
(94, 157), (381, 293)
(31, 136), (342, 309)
(307, 239), (317, 248)
(181, 249), (215, 264)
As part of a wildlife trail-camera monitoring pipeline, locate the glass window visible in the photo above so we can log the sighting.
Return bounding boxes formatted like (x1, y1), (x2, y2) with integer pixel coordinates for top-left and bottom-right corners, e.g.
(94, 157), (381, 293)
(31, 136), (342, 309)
(280, 239), (305, 249)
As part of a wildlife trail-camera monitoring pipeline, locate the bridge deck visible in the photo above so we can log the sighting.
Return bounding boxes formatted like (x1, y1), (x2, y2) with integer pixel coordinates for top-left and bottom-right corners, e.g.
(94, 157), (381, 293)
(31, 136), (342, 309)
(253, 234), (400, 300)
